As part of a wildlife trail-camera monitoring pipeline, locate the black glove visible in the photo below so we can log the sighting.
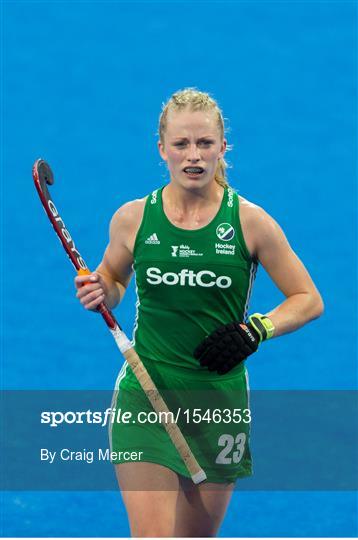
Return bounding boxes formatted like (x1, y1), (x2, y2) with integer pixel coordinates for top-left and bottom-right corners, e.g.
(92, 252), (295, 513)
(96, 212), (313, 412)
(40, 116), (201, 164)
(193, 321), (260, 375)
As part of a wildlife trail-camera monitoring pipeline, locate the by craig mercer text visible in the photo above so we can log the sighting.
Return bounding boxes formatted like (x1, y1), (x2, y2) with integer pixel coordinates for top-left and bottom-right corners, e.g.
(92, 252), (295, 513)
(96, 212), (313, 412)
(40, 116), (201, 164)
(41, 407), (252, 428)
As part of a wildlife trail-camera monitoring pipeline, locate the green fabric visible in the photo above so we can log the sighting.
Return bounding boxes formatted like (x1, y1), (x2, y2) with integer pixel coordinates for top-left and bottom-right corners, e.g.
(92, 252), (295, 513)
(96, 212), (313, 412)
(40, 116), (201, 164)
(132, 186), (257, 374)
(110, 185), (257, 483)
(110, 360), (252, 483)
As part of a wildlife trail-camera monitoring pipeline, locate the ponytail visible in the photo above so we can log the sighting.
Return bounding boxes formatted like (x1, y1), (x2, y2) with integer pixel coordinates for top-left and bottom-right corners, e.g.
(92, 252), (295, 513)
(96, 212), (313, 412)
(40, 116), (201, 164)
(214, 158), (229, 188)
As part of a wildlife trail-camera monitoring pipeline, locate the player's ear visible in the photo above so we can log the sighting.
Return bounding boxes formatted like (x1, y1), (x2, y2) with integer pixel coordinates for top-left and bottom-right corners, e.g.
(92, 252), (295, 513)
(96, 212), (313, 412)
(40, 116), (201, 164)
(158, 140), (167, 162)
(218, 138), (227, 160)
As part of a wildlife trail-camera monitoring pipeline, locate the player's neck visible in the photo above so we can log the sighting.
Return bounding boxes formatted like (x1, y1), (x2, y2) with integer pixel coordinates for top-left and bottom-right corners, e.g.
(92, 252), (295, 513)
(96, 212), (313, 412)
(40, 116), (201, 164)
(162, 182), (224, 229)
(164, 181), (223, 213)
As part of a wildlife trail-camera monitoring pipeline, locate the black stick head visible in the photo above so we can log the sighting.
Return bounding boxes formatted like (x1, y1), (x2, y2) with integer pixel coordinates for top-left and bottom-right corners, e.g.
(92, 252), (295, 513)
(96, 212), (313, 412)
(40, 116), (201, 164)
(37, 159), (54, 186)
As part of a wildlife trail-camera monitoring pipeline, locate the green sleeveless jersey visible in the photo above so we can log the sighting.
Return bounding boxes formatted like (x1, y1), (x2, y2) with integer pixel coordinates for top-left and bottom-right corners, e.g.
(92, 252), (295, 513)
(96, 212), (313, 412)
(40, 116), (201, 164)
(132, 186), (257, 373)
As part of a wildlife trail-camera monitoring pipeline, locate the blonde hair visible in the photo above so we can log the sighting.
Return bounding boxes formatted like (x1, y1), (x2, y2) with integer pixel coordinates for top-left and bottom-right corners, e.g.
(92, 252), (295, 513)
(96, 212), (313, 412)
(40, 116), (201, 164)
(159, 88), (230, 188)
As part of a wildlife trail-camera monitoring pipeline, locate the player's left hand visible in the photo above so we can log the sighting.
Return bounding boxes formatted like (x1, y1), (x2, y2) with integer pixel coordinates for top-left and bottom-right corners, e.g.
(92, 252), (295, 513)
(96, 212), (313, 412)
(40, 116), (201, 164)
(193, 321), (260, 375)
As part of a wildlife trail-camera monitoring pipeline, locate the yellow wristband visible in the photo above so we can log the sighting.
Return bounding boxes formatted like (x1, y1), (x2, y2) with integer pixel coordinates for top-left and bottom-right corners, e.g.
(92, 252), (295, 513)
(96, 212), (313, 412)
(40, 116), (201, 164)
(248, 313), (275, 342)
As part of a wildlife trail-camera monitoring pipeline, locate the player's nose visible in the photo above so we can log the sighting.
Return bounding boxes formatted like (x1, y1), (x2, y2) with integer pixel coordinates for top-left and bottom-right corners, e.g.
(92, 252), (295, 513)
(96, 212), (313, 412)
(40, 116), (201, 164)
(187, 144), (201, 162)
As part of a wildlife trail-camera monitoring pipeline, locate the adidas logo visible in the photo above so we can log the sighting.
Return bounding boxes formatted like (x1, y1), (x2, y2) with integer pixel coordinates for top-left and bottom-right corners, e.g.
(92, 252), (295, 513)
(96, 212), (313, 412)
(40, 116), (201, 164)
(145, 233), (160, 245)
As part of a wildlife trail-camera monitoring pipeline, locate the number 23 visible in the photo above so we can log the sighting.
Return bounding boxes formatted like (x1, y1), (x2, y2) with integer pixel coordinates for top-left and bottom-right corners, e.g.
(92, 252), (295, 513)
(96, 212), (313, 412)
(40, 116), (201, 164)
(215, 433), (246, 464)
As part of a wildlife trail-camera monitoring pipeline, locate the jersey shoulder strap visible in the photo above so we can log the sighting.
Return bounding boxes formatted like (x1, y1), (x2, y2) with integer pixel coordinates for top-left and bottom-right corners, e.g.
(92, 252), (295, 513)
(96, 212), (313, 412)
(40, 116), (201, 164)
(225, 187), (252, 262)
(133, 186), (164, 256)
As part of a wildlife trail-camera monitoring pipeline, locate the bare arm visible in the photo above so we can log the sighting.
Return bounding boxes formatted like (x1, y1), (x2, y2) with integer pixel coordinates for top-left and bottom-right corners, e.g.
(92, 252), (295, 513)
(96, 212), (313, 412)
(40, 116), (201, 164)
(75, 199), (145, 311)
(241, 202), (324, 338)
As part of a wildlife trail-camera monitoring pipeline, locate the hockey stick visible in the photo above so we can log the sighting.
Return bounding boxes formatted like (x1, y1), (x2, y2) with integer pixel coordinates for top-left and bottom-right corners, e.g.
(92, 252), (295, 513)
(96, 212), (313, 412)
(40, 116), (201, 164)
(32, 158), (206, 484)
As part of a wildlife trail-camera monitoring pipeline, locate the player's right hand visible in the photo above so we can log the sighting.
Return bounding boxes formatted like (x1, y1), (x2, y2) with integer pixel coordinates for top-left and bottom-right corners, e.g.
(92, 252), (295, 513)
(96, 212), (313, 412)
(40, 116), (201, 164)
(74, 272), (106, 311)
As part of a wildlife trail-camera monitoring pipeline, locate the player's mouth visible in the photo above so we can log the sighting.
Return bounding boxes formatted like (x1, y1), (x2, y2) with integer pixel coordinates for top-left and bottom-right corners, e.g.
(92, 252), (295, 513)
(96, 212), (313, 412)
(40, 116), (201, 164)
(183, 166), (205, 178)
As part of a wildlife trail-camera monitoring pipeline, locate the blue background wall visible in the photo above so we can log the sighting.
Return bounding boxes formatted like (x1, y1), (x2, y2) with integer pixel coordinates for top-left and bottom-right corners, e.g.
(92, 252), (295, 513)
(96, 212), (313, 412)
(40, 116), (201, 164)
(2, 0), (357, 536)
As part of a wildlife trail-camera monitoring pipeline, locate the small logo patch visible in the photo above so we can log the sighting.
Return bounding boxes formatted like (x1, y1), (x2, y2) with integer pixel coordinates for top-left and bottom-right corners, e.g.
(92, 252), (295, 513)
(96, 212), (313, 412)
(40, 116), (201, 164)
(145, 233), (160, 245)
(216, 223), (235, 241)
(150, 190), (158, 205)
(227, 188), (234, 208)
(215, 243), (235, 256)
(171, 244), (203, 258)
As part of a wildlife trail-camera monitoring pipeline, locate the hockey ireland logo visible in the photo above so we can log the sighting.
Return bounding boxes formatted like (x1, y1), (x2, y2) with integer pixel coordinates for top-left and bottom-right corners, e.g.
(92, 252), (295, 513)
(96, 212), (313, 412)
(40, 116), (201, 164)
(216, 223), (235, 241)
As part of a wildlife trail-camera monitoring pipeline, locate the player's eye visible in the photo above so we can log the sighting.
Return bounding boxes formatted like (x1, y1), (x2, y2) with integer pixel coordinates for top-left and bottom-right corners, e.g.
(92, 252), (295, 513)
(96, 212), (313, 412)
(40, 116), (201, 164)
(198, 140), (214, 147)
(173, 141), (187, 148)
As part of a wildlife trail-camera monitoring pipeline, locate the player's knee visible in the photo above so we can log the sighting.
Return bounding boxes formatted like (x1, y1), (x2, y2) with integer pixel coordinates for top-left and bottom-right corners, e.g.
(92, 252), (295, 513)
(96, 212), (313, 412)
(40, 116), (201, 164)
(131, 524), (173, 537)
(129, 512), (174, 538)
(174, 523), (218, 537)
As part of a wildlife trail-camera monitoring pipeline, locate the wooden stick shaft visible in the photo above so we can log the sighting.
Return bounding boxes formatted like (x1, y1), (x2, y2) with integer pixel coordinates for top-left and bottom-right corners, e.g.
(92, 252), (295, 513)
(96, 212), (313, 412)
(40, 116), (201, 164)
(110, 326), (207, 484)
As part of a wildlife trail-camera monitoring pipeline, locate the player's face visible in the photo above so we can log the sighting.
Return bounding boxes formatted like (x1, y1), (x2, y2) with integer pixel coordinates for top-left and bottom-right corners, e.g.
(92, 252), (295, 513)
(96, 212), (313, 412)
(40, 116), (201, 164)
(158, 108), (226, 190)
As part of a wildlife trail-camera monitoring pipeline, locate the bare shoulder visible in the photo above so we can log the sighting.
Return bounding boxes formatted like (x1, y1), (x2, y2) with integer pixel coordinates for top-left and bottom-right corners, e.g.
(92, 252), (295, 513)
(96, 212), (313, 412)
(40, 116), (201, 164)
(238, 195), (286, 258)
(110, 197), (146, 227)
(109, 196), (147, 252)
(110, 197), (146, 233)
(239, 195), (270, 224)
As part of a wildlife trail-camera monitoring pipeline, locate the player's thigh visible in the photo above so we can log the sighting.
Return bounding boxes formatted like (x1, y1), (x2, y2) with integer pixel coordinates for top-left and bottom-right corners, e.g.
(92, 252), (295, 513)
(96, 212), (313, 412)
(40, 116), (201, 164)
(174, 479), (235, 537)
(115, 462), (180, 537)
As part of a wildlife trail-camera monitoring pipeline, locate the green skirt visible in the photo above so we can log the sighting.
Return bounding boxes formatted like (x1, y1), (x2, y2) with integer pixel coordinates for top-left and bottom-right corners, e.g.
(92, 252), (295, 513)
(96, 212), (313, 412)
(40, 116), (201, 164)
(109, 357), (252, 484)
